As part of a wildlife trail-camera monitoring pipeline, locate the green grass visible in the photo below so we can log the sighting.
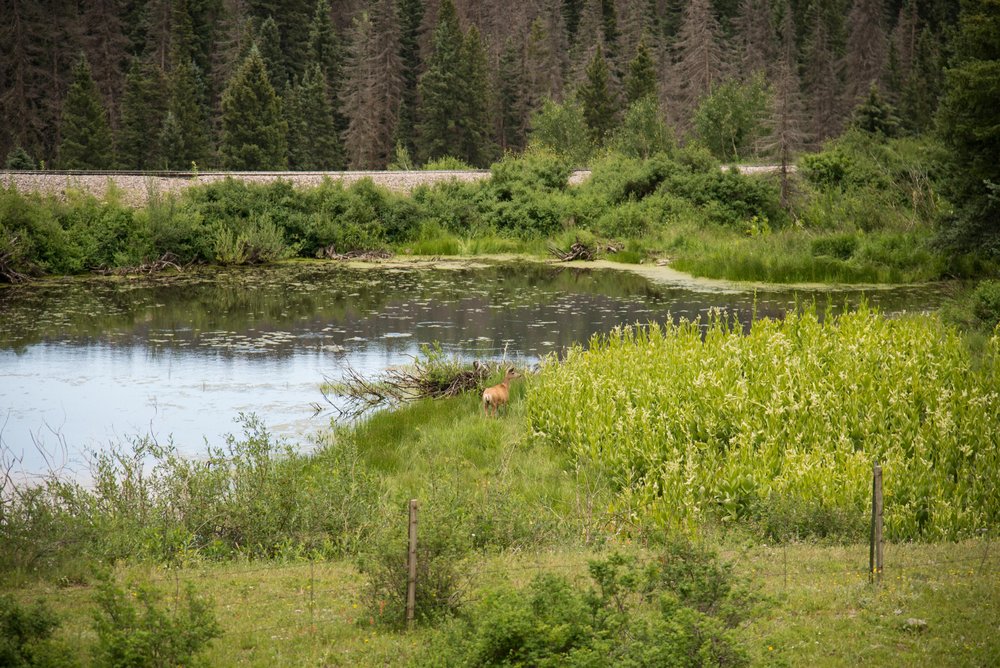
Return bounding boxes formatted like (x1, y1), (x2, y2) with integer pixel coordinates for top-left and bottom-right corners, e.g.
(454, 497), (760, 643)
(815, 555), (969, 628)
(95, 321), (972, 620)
(8, 541), (998, 666)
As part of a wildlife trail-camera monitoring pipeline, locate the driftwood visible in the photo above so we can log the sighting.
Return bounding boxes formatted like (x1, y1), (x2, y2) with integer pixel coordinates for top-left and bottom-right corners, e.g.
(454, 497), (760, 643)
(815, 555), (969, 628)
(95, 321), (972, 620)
(317, 245), (392, 261)
(548, 238), (621, 262)
(94, 253), (185, 276)
(321, 358), (504, 419)
(0, 234), (32, 284)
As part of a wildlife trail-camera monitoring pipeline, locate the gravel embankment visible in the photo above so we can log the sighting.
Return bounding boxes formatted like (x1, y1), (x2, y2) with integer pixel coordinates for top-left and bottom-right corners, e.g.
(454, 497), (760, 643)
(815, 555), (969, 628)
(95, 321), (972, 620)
(2, 170), (593, 207)
(1, 166), (781, 207)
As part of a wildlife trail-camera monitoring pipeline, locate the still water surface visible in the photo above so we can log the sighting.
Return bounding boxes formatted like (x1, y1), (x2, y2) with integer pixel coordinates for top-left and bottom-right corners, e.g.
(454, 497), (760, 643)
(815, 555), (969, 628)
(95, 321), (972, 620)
(0, 261), (946, 475)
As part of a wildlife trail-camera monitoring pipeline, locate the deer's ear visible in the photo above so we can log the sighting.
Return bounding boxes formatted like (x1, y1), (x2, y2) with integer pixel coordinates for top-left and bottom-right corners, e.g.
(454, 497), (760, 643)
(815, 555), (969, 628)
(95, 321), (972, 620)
(507, 366), (516, 374)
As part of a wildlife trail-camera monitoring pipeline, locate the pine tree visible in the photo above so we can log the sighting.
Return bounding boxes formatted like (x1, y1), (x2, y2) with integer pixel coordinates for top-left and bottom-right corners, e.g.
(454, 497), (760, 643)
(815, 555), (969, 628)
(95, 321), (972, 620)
(937, 0), (1000, 252)
(899, 27), (942, 133)
(159, 109), (187, 168)
(257, 16), (287, 91)
(673, 0), (730, 127)
(307, 0), (347, 139)
(625, 38), (657, 104)
(220, 45), (287, 169)
(524, 4), (568, 107)
(58, 54), (114, 169)
(458, 26), (495, 166)
(851, 84), (901, 137)
(288, 62), (343, 169)
(396, 0), (425, 155)
(341, 0), (403, 168)
(165, 58), (212, 167)
(416, 0), (477, 163)
(496, 39), (528, 153)
(118, 59), (168, 169)
(578, 45), (619, 143)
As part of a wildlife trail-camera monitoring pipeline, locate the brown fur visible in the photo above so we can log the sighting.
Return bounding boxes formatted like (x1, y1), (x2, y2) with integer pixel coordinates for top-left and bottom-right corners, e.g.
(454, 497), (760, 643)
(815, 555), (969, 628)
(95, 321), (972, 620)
(482, 367), (519, 417)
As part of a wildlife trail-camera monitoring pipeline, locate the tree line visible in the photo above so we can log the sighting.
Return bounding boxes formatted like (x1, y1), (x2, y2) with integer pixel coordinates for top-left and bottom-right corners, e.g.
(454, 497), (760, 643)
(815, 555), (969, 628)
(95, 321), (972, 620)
(0, 0), (961, 172)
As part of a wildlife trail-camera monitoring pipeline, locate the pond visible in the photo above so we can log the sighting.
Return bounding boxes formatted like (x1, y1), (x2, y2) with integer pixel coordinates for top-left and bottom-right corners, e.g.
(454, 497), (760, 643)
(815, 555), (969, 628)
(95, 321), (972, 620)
(0, 260), (948, 477)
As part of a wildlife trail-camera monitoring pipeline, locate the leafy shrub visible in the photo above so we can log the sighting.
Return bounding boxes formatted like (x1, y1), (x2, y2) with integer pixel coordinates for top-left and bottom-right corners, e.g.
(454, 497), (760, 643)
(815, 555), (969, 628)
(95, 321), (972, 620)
(0, 596), (78, 667)
(609, 96), (676, 159)
(418, 548), (751, 667)
(528, 99), (595, 166)
(211, 214), (291, 264)
(971, 280), (1000, 327)
(92, 576), (220, 668)
(693, 76), (768, 162)
(422, 156), (475, 170)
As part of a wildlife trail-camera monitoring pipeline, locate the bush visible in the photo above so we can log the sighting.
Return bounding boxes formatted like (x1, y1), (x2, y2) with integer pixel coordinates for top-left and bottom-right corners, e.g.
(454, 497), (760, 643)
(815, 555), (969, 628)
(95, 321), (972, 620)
(972, 280), (1000, 327)
(418, 548), (751, 667)
(92, 576), (220, 668)
(0, 596), (78, 667)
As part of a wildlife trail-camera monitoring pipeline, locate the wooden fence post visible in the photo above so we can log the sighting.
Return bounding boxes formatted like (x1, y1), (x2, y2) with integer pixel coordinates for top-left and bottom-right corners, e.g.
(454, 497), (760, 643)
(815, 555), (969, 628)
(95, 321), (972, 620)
(406, 499), (419, 628)
(870, 463), (883, 584)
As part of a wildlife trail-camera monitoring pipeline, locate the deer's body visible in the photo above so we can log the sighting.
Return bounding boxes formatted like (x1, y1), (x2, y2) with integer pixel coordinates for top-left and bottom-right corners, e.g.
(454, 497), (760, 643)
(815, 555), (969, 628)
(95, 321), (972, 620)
(482, 367), (518, 417)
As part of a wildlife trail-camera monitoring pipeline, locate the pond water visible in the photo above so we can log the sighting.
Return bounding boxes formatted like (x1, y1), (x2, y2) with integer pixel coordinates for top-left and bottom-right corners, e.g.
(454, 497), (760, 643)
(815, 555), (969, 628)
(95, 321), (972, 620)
(0, 260), (947, 477)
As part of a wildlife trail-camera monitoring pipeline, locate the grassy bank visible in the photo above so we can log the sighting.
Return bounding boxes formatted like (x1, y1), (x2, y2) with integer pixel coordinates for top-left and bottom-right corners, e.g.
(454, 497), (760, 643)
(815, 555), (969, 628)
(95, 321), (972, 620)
(7, 540), (999, 666)
(2, 133), (994, 286)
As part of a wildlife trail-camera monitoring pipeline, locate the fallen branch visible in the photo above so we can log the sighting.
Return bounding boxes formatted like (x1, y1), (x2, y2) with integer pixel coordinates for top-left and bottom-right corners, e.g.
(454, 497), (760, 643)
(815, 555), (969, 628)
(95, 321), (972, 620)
(322, 357), (506, 420)
(0, 234), (32, 284)
(548, 239), (597, 262)
(95, 252), (185, 276)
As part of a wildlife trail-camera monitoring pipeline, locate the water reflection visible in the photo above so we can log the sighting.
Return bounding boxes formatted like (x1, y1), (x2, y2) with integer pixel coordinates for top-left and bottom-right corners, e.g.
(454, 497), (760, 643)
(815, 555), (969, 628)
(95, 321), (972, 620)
(0, 261), (948, 474)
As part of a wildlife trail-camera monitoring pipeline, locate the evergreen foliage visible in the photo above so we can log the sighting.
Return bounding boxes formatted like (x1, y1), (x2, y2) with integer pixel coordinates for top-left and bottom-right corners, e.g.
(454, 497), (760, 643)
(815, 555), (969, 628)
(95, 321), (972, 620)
(220, 46), (288, 170)
(164, 58), (212, 168)
(416, 0), (494, 166)
(624, 38), (657, 104)
(256, 16), (287, 92)
(58, 54), (114, 169)
(288, 63), (343, 169)
(852, 84), (901, 138)
(396, 0), (425, 155)
(578, 46), (619, 143)
(118, 59), (167, 170)
(4, 146), (37, 170)
(496, 39), (529, 153)
(937, 0), (1000, 255)
(307, 0), (347, 138)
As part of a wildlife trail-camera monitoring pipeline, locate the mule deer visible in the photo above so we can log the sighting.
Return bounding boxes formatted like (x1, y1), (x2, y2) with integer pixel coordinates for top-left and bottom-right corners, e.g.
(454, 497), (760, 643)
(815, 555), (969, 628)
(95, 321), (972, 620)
(482, 367), (519, 417)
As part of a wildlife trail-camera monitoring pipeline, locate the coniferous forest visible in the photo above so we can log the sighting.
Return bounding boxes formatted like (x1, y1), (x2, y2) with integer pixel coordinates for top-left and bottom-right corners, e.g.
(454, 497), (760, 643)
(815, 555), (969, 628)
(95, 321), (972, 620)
(0, 0), (962, 172)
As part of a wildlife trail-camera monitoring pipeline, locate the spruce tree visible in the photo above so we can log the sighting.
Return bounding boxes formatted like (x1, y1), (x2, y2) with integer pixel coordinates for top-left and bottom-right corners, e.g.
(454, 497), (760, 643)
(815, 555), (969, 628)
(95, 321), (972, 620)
(257, 16), (287, 92)
(851, 84), (901, 137)
(288, 63), (343, 169)
(937, 0), (1000, 253)
(625, 38), (657, 104)
(159, 110), (186, 169)
(396, 0), (425, 155)
(496, 39), (528, 153)
(118, 59), (168, 169)
(578, 45), (618, 144)
(58, 54), (114, 169)
(416, 0), (468, 163)
(802, 6), (842, 144)
(459, 26), (495, 166)
(307, 0), (347, 140)
(165, 58), (212, 168)
(220, 45), (288, 169)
